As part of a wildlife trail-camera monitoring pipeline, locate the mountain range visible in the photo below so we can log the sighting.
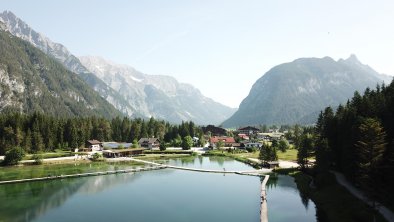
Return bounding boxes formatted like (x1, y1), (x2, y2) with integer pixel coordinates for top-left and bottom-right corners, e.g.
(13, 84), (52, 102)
(222, 55), (393, 127)
(0, 10), (235, 124)
(79, 56), (236, 124)
(2, 10), (392, 127)
(0, 28), (120, 118)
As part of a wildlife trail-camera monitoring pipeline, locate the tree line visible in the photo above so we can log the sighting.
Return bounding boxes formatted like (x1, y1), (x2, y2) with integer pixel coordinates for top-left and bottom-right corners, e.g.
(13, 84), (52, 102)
(314, 80), (394, 207)
(0, 112), (205, 155)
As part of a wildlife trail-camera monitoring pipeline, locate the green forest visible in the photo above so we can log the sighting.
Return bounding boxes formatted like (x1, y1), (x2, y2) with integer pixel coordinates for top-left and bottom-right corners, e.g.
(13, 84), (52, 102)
(0, 112), (204, 155)
(314, 80), (394, 208)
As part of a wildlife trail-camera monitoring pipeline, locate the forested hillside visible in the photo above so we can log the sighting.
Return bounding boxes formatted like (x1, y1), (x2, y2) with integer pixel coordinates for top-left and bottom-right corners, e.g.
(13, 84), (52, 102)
(314, 80), (394, 207)
(0, 112), (203, 155)
(0, 29), (121, 118)
(223, 56), (391, 127)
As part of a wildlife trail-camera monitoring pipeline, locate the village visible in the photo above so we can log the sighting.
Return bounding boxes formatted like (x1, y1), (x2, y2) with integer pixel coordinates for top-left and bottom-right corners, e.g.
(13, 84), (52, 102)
(82, 125), (288, 163)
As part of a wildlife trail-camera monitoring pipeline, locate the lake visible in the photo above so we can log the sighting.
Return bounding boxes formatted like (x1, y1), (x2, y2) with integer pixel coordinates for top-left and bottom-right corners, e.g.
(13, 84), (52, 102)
(0, 156), (316, 222)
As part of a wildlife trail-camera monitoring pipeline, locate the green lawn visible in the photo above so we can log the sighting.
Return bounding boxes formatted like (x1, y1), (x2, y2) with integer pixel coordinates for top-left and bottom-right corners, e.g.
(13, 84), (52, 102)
(23, 152), (73, 160)
(277, 148), (298, 161)
(220, 148), (298, 162)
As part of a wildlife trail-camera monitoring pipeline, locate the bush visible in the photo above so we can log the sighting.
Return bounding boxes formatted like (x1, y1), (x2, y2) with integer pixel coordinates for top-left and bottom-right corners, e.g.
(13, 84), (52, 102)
(246, 146), (258, 153)
(3, 147), (25, 166)
(91, 152), (104, 161)
(159, 143), (167, 151)
(32, 153), (43, 165)
(182, 136), (193, 150)
(132, 139), (139, 148)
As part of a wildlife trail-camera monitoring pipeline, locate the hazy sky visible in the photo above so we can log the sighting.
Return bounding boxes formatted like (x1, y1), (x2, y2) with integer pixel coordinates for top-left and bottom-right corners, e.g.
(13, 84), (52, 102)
(1, 0), (394, 108)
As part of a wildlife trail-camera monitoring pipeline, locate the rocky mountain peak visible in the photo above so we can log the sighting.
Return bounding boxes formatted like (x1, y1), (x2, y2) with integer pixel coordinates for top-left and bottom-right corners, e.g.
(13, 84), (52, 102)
(344, 54), (362, 65)
(223, 56), (390, 127)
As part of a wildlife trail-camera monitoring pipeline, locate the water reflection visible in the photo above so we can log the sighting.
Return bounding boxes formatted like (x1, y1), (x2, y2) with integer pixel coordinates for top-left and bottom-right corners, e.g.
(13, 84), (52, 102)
(0, 157), (317, 222)
(0, 171), (153, 222)
(267, 174), (316, 222)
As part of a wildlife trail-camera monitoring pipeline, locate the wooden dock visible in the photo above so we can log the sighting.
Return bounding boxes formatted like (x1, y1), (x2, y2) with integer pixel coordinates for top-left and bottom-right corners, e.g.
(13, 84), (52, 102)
(128, 158), (271, 175)
(261, 175), (270, 222)
(0, 166), (166, 185)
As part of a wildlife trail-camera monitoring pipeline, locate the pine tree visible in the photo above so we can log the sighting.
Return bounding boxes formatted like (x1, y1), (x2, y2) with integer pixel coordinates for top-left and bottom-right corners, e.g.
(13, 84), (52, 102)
(356, 118), (387, 205)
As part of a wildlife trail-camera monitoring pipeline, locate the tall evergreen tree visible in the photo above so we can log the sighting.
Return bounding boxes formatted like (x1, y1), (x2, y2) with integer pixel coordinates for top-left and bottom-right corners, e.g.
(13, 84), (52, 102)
(356, 118), (387, 205)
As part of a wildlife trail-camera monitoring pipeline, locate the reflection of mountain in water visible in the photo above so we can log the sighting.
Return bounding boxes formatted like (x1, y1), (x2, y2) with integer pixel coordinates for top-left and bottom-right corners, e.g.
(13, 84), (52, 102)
(0, 172), (150, 222)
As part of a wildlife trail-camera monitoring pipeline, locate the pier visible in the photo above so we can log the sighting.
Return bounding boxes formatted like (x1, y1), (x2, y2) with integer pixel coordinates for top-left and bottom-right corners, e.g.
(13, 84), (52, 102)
(0, 165), (166, 185)
(261, 175), (270, 222)
(128, 158), (271, 175)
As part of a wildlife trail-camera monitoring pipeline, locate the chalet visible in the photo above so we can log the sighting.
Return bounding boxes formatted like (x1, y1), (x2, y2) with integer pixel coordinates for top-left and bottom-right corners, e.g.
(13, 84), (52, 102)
(85, 140), (102, 151)
(209, 136), (236, 148)
(202, 125), (227, 136)
(138, 138), (160, 149)
(238, 126), (261, 136)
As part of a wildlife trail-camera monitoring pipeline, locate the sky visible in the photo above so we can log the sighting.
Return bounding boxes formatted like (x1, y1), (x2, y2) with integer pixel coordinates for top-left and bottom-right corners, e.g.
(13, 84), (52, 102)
(1, 0), (394, 108)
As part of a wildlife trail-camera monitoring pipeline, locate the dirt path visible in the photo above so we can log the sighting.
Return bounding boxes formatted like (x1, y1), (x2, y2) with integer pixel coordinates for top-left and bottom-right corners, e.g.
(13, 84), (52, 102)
(248, 158), (299, 168)
(332, 171), (394, 222)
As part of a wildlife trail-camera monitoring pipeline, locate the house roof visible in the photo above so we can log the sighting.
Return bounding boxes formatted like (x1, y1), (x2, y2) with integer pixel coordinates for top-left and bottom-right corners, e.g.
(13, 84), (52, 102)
(257, 133), (284, 138)
(103, 148), (145, 153)
(210, 136), (235, 143)
(238, 134), (249, 139)
(87, 140), (101, 145)
(238, 126), (260, 131)
(102, 142), (133, 149)
(138, 138), (159, 143)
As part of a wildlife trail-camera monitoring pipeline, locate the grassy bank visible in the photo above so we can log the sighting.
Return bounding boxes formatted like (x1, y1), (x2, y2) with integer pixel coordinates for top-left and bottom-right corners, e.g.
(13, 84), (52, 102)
(277, 148), (297, 161)
(274, 168), (387, 222)
(203, 150), (261, 169)
(0, 161), (145, 181)
(23, 152), (73, 160)
(143, 150), (194, 155)
(205, 148), (298, 161)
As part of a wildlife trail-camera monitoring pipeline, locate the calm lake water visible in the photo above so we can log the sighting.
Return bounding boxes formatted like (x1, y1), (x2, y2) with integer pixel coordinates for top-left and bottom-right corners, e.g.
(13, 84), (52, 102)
(0, 156), (316, 222)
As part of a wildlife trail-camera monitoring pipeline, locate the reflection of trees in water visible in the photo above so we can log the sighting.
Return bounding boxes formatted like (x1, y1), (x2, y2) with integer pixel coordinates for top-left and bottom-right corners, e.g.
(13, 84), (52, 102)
(264, 173), (278, 190)
(180, 156), (195, 165)
(208, 156), (232, 167)
(0, 170), (165, 222)
(264, 174), (313, 210)
(198, 156), (203, 165)
(292, 175), (311, 210)
(0, 178), (87, 222)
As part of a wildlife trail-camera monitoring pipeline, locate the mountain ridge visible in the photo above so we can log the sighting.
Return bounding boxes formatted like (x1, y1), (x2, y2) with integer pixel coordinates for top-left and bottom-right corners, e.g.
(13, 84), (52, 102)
(79, 56), (236, 125)
(0, 10), (137, 117)
(222, 55), (392, 127)
(0, 29), (121, 118)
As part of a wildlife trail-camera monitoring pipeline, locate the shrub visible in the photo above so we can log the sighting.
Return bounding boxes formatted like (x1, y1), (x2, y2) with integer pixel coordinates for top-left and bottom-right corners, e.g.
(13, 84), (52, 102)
(246, 146), (258, 153)
(159, 143), (167, 151)
(91, 152), (104, 161)
(3, 147), (25, 166)
(32, 153), (43, 165)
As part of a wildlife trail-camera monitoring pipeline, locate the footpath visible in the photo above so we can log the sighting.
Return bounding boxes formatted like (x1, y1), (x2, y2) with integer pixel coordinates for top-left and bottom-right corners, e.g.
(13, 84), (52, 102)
(332, 171), (394, 222)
